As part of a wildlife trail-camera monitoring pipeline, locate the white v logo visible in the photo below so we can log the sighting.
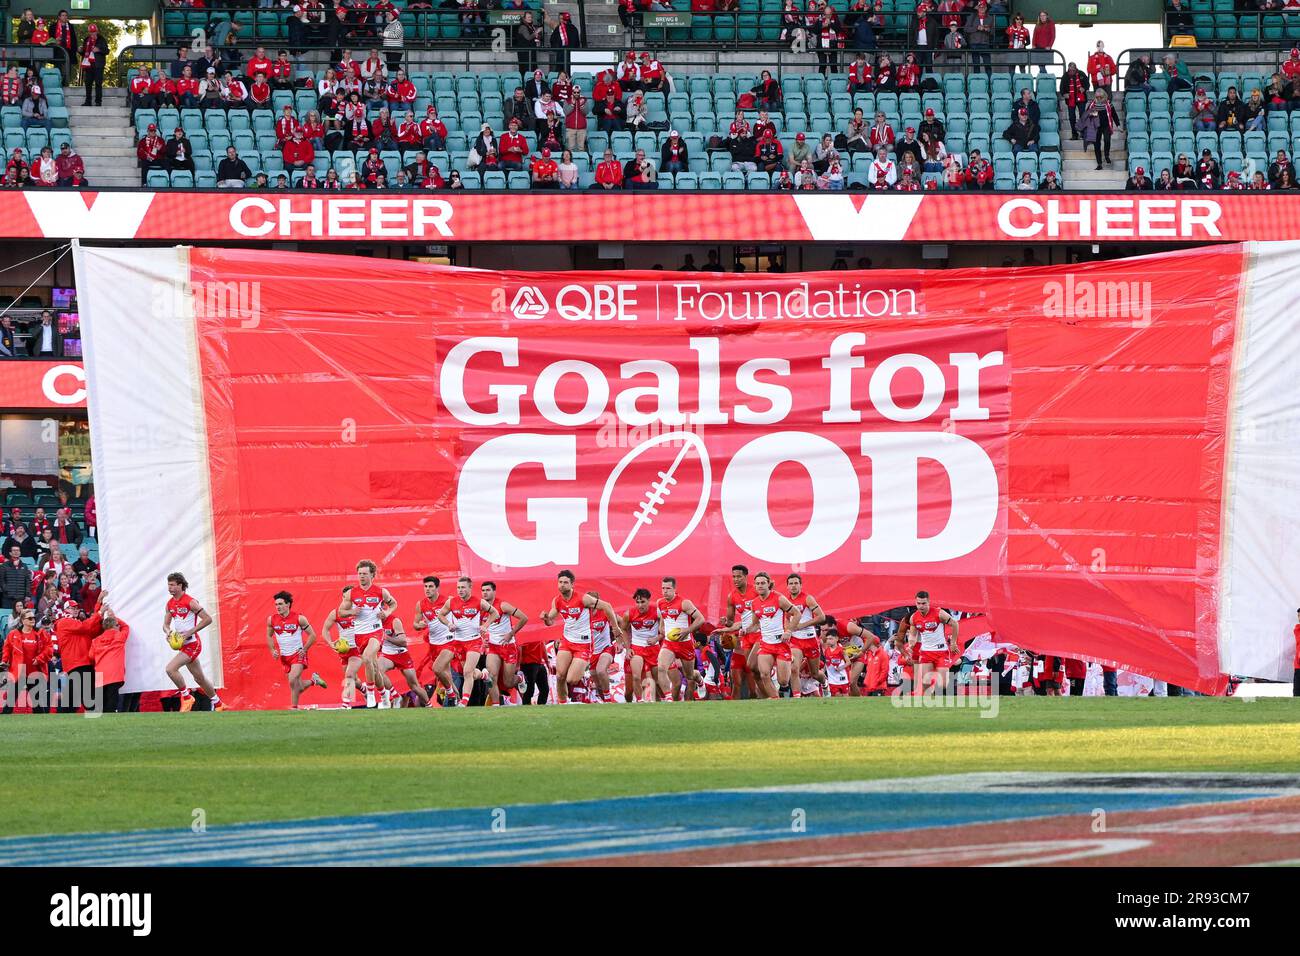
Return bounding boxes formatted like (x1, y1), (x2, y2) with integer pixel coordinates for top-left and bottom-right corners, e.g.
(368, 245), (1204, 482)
(23, 191), (156, 239)
(792, 194), (924, 241)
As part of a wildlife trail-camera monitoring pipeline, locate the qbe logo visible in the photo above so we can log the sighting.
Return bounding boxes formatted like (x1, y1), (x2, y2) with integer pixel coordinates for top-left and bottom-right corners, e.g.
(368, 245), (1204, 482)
(509, 286), (549, 320)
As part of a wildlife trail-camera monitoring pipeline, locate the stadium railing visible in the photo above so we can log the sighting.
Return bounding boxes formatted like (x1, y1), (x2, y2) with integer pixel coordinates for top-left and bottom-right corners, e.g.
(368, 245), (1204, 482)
(1164, 7), (1300, 47)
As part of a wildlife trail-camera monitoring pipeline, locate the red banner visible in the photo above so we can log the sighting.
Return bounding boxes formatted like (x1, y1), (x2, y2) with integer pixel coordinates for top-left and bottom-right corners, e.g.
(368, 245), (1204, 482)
(8, 191), (1300, 243)
(80, 244), (1290, 707)
(0, 360), (86, 409)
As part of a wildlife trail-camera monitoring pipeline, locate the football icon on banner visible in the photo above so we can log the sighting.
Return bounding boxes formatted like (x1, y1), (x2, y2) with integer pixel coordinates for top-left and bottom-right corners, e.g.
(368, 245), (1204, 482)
(599, 431), (712, 566)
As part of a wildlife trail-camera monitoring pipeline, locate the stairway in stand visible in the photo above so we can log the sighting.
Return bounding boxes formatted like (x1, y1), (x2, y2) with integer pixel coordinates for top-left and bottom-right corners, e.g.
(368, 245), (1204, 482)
(65, 87), (139, 189)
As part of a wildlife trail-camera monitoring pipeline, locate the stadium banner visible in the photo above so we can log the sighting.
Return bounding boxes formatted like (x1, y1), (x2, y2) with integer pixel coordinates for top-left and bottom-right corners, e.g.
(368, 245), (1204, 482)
(71, 242), (1300, 708)
(9, 191), (1300, 244)
(0, 360), (87, 409)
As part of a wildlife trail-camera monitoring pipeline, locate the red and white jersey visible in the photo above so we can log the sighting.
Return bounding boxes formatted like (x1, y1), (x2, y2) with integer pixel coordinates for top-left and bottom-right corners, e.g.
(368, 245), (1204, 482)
(334, 611), (358, 649)
(166, 594), (201, 646)
(753, 592), (786, 644)
(910, 608), (947, 651)
(380, 617), (406, 655)
(349, 583), (385, 635)
(591, 607), (613, 653)
(270, 610), (305, 655)
(446, 595), (483, 642)
(728, 586), (755, 633)
(555, 593), (591, 644)
(418, 595), (451, 645)
(658, 596), (691, 642)
(486, 598), (514, 645)
(788, 592), (817, 639)
(824, 644), (849, 686)
(627, 607), (660, 647)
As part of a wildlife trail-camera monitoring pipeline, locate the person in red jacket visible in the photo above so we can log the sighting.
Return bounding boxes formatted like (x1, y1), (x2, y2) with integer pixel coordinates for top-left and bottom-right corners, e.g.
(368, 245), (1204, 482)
(385, 69), (416, 112)
(499, 118), (528, 170)
(136, 123), (166, 185)
(248, 71), (272, 107)
(2, 607), (53, 713)
(55, 599), (103, 713)
(245, 45), (273, 81)
(420, 105), (447, 150)
(129, 69), (154, 109)
(396, 110), (422, 147)
(282, 127), (314, 169)
(1087, 40), (1115, 99)
(1031, 11), (1055, 74)
(151, 70), (178, 108)
(275, 104), (299, 145)
(91, 606), (129, 713)
(175, 65), (199, 107)
(270, 49), (295, 90)
(1062, 657), (1088, 696)
(964, 147), (994, 189)
(594, 147), (623, 189)
(1283, 48), (1300, 84)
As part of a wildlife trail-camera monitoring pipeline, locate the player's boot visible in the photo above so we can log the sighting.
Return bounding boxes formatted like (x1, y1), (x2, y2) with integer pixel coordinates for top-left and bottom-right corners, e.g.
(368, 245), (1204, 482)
(312, 672), (327, 689)
(179, 690), (194, 713)
(363, 684), (377, 708)
(211, 698), (226, 712)
(377, 687), (391, 709)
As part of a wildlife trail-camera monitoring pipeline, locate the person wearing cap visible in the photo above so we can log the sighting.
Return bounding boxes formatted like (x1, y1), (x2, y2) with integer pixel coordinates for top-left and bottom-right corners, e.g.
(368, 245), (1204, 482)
(1222, 169), (1245, 191)
(1283, 47), (1300, 85)
(549, 11), (582, 76)
(1191, 86), (1216, 131)
(20, 84), (50, 133)
(54, 142), (84, 187)
(79, 22), (108, 107)
(1196, 148), (1221, 189)
(469, 123), (497, 169)
(963, 147), (993, 190)
(787, 131), (811, 169)
(381, 11), (405, 73)
(136, 124), (167, 185)
(198, 66), (222, 107)
(918, 107), (945, 149)
(755, 128), (784, 174)
(894, 125), (923, 166)
(499, 118), (528, 170)
(660, 129), (689, 174)
(165, 126), (196, 178)
(1125, 165), (1152, 191)
(593, 69), (622, 104)
(615, 50), (640, 92)
(597, 88), (625, 132)
(282, 127), (315, 172)
(1039, 169), (1062, 191)
(530, 147), (559, 188)
(1014, 87), (1040, 127)
(418, 106), (447, 151)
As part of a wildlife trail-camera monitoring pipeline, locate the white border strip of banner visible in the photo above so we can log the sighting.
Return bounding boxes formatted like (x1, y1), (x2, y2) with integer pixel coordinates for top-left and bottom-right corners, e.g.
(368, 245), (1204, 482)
(72, 242), (224, 694)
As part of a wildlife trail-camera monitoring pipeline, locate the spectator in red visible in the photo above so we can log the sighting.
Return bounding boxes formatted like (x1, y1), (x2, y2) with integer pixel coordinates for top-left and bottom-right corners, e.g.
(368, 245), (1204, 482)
(136, 123), (166, 185)
(356, 148), (382, 186)
(2, 606), (53, 714)
(84, 495), (95, 540)
(1031, 11), (1055, 73)
(165, 126), (195, 177)
(964, 147), (994, 189)
(867, 145), (896, 187)
(593, 69), (622, 103)
(565, 93), (588, 153)
(393, 110), (418, 147)
(531, 147), (559, 188)
(344, 92), (370, 147)
(615, 51), (640, 91)
(420, 105), (446, 150)
(596, 89), (624, 132)
(499, 118), (527, 170)
(152, 69), (178, 109)
(249, 71), (273, 108)
(176, 65), (199, 107)
(898, 52), (921, 90)
(53, 143), (84, 187)
(550, 70), (573, 108)
(386, 68), (416, 112)
(270, 50), (295, 90)
(639, 52), (666, 93)
(1059, 61), (1089, 139)
(1062, 657), (1087, 695)
(1283, 48), (1300, 84)
(869, 109), (894, 149)
(80, 23), (108, 107)
(77, 569), (101, 616)
(300, 110), (324, 148)
(90, 606), (129, 713)
(848, 52), (873, 92)
(369, 106), (397, 149)
(282, 127), (315, 170)
(29, 146), (57, 187)
(1087, 40), (1115, 99)
(593, 147), (623, 189)
(55, 599), (102, 713)
(418, 164), (444, 189)
(756, 128), (783, 173)
(246, 45), (273, 81)
(129, 68), (154, 109)
(51, 12), (77, 69)
(660, 129), (689, 173)
(222, 71), (250, 110)
(275, 104), (299, 146)
(1006, 13), (1030, 70)
(863, 633), (888, 695)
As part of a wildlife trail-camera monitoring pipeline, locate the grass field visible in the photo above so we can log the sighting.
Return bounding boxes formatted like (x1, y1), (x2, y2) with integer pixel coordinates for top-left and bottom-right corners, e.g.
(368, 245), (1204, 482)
(4, 698), (1298, 837)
